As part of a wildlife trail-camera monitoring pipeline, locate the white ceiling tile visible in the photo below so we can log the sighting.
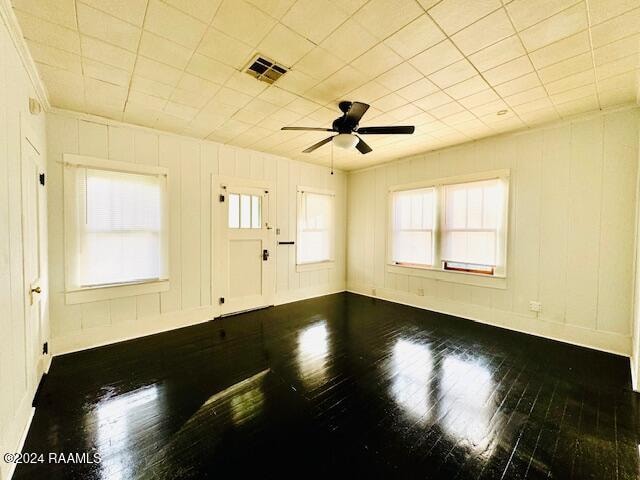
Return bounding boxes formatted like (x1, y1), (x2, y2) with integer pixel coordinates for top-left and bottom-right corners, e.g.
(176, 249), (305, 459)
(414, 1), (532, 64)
(128, 89), (168, 110)
(346, 81), (392, 103)
(444, 75), (490, 99)
(396, 78), (439, 101)
(409, 40), (464, 76)
(467, 35), (525, 72)
(212, 0), (277, 46)
(354, 0), (423, 40)
(77, 3), (141, 52)
(528, 30), (590, 68)
(256, 86), (297, 106)
(493, 72), (541, 96)
(186, 53), (236, 85)
(376, 62), (423, 90)
(14, 10), (80, 54)
(428, 101), (466, 119)
(598, 70), (637, 91)
(504, 86), (548, 106)
(138, 31), (192, 69)
(215, 86), (254, 108)
(373, 92), (408, 112)
(245, 0), (296, 19)
(384, 15), (445, 60)
(225, 70), (269, 96)
(80, 0), (147, 26)
(458, 88), (500, 108)
(259, 23), (315, 67)
(413, 90), (454, 110)
(162, 0), (222, 23)
(13, 0), (76, 29)
(537, 52), (592, 83)
(274, 69), (319, 95)
(506, 0), (579, 31)
(320, 21), (378, 63)
(590, 7), (640, 48)
(588, 0), (638, 25)
(131, 74), (175, 98)
(198, 28), (254, 70)
(83, 58), (131, 86)
(294, 47), (345, 81)
(598, 85), (637, 107)
(81, 35), (137, 70)
(545, 69), (594, 95)
(520, 3), (587, 51)
(28, 40), (81, 73)
(428, 59), (477, 89)
(145, 0), (208, 49)
(451, 8), (515, 55)
(281, 0), (347, 43)
(352, 43), (403, 78)
(135, 56), (184, 86)
(428, 0), (501, 35)
(593, 34), (639, 65)
(595, 54), (638, 81)
(553, 91), (598, 116)
(483, 55), (533, 85)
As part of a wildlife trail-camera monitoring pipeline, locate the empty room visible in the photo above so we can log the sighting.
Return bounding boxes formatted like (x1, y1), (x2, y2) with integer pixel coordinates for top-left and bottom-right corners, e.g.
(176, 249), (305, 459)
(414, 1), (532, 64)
(1, 0), (640, 478)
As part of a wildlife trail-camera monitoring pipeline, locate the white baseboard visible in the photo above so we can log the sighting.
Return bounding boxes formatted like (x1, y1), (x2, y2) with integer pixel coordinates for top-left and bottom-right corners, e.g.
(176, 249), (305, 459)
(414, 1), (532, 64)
(51, 285), (346, 357)
(2, 404), (35, 480)
(347, 283), (631, 357)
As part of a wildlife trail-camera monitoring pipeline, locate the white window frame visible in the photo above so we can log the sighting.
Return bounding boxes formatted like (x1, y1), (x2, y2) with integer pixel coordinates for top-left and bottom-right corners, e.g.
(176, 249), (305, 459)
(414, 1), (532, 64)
(387, 170), (509, 289)
(296, 186), (336, 272)
(63, 154), (170, 304)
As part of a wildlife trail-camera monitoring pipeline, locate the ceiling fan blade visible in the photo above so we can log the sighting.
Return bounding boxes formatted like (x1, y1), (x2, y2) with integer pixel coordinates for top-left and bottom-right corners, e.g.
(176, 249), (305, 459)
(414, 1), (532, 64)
(357, 125), (415, 135)
(303, 136), (334, 153)
(345, 102), (370, 124)
(355, 136), (372, 154)
(281, 126), (334, 131)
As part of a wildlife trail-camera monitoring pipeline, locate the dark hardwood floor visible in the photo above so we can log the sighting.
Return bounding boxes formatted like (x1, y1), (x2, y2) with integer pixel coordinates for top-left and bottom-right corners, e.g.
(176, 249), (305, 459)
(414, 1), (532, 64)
(15, 292), (640, 479)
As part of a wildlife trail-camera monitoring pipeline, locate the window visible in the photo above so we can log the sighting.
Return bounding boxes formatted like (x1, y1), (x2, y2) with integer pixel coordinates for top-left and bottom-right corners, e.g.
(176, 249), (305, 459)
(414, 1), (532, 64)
(391, 188), (435, 267)
(228, 193), (262, 229)
(442, 179), (502, 274)
(64, 155), (169, 301)
(297, 188), (335, 266)
(389, 172), (508, 278)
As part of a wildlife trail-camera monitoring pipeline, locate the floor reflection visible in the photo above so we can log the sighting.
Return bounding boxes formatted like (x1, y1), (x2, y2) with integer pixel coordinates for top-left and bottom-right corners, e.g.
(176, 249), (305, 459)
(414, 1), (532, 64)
(389, 339), (434, 424)
(440, 355), (498, 457)
(92, 385), (159, 480)
(297, 320), (329, 388)
(230, 386), (265, 426)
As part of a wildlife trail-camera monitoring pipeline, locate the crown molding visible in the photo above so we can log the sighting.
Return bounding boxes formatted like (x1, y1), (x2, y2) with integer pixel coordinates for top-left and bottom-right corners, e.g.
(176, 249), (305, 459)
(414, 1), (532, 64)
(0, 0), (50, 110)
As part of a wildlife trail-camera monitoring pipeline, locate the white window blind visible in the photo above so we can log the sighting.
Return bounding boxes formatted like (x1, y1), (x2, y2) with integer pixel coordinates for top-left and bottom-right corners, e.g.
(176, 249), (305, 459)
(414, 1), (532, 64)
(442, 179), (503, 267)
(67, 166), (169, 288)
(391, 188), (435, 266)
(297, 190), (334, 265)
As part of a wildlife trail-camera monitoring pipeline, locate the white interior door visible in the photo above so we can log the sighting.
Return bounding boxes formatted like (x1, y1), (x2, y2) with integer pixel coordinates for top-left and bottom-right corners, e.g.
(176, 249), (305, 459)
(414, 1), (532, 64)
(215, 179), (275, 316)
(21, 124), (47, 390)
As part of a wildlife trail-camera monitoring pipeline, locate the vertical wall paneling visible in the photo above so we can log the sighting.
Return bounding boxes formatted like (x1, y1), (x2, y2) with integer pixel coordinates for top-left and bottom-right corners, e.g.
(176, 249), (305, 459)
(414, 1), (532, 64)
(347, 109), (640, 356)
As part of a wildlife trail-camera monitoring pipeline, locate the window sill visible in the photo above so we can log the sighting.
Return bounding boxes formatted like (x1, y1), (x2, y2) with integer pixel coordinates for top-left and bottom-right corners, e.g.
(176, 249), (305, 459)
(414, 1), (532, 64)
(386, 264), (506, 289)
(65, 280), (170, 305)
(296, 261), (334, 273)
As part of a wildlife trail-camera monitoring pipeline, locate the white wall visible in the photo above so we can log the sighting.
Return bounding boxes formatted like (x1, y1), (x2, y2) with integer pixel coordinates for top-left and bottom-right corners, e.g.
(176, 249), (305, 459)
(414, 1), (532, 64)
(0, 6), (47, 480)
(348, 108), (640, 356)
(46, 111), (347, 354)
(632, 119), (640, 389)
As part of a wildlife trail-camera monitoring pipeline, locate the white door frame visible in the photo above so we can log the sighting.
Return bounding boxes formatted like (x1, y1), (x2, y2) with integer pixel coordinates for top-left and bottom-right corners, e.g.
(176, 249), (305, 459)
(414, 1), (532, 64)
(211, 175), (276, 316)
(19, 114), (49, 396)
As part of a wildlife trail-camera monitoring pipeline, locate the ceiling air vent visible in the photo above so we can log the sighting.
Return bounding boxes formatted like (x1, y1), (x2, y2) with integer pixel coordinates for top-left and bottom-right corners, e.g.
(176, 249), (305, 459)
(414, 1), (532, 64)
(245, 55), (288, 84)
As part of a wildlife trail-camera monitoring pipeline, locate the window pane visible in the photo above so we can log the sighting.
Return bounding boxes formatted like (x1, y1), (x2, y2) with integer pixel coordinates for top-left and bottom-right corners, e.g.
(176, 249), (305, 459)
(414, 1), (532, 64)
(240, 194), (251, 228)
(297, 191), (334, 264)
(228, 194), (240, 228)
(79, 168), (164, 287)
(251, 195), (261, 229)
(393, 231), (433, 266)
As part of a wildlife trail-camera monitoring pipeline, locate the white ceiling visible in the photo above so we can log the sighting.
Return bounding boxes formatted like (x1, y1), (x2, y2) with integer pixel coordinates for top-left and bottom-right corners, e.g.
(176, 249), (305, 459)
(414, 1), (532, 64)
(11, 0), (640, 170)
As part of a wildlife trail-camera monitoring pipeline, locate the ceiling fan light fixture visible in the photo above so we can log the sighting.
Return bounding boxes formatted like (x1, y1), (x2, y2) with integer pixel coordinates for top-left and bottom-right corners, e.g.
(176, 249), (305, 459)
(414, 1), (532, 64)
(332, 133), (358, 149)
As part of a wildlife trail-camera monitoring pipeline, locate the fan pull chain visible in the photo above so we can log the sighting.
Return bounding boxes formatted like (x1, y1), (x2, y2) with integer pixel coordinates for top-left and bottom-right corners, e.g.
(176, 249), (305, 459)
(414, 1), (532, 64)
(331, 142), (334, 175)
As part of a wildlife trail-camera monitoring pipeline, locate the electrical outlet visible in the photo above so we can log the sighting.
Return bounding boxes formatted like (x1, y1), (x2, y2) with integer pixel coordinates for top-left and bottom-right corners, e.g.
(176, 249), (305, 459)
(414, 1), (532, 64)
(529, 301), (542, 313)
(417, 288), (425, 296)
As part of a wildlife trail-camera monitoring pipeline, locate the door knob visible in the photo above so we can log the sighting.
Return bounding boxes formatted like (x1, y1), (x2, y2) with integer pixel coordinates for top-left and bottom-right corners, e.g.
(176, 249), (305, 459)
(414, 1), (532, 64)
(263, 249), (270, 261)
(31, 286), (41, 294)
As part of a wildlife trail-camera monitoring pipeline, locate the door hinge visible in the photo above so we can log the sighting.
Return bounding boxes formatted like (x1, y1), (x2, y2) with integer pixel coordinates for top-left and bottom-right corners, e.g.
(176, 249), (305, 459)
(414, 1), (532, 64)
(219, 194), (225, 202)
(42, 341), (48, 355)
(39, 173), (45, 186)
(219, 297), (225, 304)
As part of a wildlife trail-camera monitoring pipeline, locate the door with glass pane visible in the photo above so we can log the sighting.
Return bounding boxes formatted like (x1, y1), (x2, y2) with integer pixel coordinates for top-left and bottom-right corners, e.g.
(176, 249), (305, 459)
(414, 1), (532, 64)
(215, 180), (275, 316)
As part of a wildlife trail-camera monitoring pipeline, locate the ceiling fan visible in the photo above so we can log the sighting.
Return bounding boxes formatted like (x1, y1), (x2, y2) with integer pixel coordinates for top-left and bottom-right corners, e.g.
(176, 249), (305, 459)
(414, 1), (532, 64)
(281, 101), (415, 155)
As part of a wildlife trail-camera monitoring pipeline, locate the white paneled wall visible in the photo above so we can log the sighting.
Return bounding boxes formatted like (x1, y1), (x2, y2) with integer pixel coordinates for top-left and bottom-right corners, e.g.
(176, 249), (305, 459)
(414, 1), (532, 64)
(47, 112), (346, 354)
(0, 9), (47, 480)
(348, 108), (640, 356)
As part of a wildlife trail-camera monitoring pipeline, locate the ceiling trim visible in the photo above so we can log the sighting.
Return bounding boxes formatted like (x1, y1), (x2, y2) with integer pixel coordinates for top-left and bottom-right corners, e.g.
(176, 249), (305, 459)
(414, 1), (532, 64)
(0, 0), (50, 110)
(348, 102), (640, 175)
